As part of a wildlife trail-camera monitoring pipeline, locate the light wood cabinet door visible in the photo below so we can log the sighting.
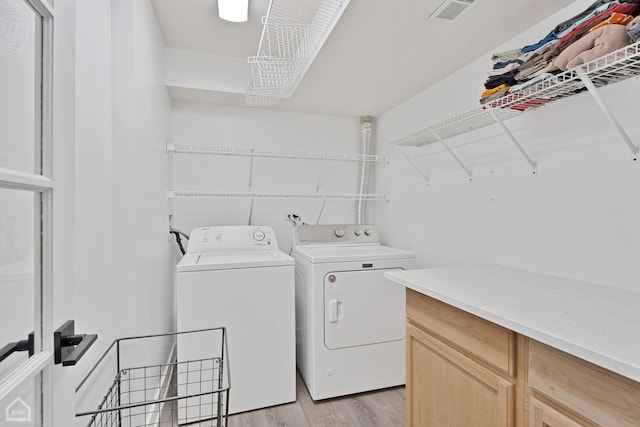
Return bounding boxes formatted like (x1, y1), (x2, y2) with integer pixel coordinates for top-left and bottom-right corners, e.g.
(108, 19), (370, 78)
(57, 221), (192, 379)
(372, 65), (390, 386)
(406, 323), (515, 427)
(528, 340), (640, 427)
(530, 397), (588, 427)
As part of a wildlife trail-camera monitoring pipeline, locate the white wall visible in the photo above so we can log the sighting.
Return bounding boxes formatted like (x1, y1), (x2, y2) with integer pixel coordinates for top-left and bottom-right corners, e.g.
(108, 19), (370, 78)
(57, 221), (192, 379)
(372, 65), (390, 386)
(171, 103), (365, 252)
(375, 0), (640, 292)
(51, 0), (173, 424)
(165, 47), (250, 94)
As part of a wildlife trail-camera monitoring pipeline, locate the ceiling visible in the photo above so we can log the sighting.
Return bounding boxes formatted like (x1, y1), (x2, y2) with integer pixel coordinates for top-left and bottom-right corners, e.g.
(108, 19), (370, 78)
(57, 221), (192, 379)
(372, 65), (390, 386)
(150, 0), (575, 118)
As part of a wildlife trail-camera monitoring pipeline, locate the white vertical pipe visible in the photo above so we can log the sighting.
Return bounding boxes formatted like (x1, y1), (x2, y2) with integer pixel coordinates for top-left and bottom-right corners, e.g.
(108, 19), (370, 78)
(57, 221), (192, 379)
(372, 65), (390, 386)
(247, 150), (255, 225)
(356, 116), (373, 224)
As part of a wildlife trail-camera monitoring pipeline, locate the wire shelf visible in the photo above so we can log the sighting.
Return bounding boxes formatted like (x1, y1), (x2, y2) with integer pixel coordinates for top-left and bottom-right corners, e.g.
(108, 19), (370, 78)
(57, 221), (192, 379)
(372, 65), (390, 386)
(245, 91), (286, 106)
(167, 143), (382, 162)
(389, 41), (640, 147)
(246, 0), (351, 106)
(76, 328), (230, 427)
(255, 22), (309, 61)
(168, 191), (389, 201)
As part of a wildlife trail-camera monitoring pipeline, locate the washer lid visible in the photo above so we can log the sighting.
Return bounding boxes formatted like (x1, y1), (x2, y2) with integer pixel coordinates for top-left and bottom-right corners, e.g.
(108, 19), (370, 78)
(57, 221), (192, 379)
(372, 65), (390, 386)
(177, 250), (294, 272)
(291, 244), (415, 264)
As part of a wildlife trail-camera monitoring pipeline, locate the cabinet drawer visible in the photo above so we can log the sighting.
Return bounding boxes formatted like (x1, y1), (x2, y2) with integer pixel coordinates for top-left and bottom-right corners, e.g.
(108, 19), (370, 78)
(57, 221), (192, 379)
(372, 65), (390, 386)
(528, 340), (640, 427)
(406, 289), (516, 377)
(530, 397), (589, 427)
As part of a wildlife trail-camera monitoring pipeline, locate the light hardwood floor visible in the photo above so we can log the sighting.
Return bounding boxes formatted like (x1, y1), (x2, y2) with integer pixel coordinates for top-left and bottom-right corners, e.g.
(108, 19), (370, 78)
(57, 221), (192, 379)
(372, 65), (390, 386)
(227, 372), (405, 427)
(161, 371), (405, 426)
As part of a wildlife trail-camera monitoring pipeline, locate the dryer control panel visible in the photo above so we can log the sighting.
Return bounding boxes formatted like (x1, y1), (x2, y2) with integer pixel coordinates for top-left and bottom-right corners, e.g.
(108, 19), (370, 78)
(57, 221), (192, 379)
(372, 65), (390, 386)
(294, 224), (380, 246)
(187, 226), (278, 253)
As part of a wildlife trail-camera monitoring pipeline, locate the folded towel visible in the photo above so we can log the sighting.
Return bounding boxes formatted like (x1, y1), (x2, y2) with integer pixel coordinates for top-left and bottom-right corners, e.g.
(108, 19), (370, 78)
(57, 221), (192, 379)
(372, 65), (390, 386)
(553, 24), (632, 70)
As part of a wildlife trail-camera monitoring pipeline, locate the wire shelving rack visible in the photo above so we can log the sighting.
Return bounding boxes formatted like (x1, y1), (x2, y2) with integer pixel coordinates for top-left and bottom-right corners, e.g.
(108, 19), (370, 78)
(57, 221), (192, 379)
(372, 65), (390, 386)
(389, 42), (640, 149)
(167, 143), (382, 163)
(388, 41), (640, 179)
(167, 191), (388, 202)
(246, 0), (351, 106)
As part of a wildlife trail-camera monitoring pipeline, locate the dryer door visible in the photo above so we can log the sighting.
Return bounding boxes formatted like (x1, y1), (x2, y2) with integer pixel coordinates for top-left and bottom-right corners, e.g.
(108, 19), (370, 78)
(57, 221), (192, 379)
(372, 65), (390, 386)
(324, 268), (405, 350)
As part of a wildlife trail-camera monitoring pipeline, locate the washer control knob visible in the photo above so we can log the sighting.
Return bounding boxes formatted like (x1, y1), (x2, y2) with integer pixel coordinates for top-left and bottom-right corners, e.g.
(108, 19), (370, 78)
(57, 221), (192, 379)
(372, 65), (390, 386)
(354, 229), (362, 236)
(364, 228), (373, 236)
(334, 228), (345, 238)
(253, 230), (266, 241)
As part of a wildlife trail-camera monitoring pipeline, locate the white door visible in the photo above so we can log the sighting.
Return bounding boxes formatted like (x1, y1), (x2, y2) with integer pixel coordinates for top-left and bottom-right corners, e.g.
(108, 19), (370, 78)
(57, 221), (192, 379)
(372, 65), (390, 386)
(324, 268), (406, 350)
(0, 0), (56, 425)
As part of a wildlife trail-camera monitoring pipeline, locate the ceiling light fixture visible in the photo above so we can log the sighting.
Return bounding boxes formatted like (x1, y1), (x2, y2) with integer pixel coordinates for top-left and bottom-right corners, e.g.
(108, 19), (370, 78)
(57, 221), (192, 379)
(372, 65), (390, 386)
(218, 0), (249, 22)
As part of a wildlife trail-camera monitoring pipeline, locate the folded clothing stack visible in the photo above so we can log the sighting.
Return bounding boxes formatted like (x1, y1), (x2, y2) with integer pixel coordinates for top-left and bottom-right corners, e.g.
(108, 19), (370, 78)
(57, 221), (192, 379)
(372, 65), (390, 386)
(479, 0), (640, 106)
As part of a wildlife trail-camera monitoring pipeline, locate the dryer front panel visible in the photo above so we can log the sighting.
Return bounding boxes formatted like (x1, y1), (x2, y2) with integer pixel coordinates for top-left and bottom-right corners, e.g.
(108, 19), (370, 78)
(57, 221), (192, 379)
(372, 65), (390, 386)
(324, 268), (405, 350)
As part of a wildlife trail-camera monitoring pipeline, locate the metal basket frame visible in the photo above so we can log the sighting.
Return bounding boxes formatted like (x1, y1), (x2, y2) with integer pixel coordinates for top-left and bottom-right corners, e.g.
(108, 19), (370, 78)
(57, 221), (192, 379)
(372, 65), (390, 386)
(76, 327), (230, 427)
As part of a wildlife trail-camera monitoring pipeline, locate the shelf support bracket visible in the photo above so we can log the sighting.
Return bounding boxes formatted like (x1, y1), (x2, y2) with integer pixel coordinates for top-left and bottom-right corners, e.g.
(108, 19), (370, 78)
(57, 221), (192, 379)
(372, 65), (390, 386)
(576, 67), (639, 162)
(429, 129), (473, 181)
(247, 149), (255, 225)
(315, 156), (327, 192)
(397, 146), (429, 186)
(316, 197), (328, 225)
(487, 108), (537, 174)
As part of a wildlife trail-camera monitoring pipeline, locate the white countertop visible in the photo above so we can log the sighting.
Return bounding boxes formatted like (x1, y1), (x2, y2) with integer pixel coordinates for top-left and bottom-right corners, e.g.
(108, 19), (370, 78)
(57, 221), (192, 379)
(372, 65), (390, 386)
(384, 264), (640, 383)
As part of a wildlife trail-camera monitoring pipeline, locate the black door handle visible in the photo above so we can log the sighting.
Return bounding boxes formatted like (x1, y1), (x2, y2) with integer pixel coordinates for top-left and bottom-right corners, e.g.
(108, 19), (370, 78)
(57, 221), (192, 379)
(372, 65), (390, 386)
(0, 332), (34, 363)
(54, 320), (97, 366)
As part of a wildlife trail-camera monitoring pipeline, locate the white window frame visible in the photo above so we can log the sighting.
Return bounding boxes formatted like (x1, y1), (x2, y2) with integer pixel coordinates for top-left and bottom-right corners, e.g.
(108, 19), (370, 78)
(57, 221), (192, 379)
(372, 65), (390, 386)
(0, 0), (54, 424)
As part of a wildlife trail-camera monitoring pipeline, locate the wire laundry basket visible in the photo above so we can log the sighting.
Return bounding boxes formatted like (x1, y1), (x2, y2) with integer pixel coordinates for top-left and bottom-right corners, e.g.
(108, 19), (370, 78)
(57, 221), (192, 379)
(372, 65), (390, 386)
(76, 327), (230, 427)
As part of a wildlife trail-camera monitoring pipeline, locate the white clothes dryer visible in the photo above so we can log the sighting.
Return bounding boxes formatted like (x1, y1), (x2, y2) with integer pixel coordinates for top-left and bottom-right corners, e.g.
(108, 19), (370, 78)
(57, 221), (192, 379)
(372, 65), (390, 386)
(291, 224), (415, 401)
(176, 226), (295, 423)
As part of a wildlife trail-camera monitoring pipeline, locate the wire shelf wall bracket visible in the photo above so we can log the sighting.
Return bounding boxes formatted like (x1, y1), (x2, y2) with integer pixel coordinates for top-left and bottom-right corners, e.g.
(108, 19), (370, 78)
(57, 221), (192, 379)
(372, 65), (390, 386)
(430, 128), (474, 181)
(486, 108), (537, 175)
(388, 41), (640, 177)
(575, 67), (639, 162)
(397, 146), (430, 187)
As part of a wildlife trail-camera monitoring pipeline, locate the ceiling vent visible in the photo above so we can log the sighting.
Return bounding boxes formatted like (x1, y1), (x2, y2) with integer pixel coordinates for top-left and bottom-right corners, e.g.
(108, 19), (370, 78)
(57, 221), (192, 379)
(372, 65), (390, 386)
(428, 0), (477, 22)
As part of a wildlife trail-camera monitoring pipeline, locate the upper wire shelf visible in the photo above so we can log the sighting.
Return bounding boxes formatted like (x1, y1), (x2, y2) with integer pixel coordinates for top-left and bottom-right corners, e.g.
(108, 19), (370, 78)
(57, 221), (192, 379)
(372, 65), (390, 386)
(246, 0), (351, 106)
(167, 143), (382, 162)
(168, 191), (389, 201)
(389, 41), (640, 147)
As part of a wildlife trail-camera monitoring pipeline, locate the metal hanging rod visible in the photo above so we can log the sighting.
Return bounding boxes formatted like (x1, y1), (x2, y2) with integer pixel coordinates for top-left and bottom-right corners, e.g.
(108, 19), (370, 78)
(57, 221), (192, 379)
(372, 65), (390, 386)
(167, 191), (388, 201)
(167, 143), (382, 162)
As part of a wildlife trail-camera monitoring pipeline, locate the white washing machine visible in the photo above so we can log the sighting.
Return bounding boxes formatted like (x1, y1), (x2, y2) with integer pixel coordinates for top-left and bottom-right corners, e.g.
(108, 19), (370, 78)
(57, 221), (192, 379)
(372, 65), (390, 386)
(291, 224), (415, 401)
(176, 226), (296, 422)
